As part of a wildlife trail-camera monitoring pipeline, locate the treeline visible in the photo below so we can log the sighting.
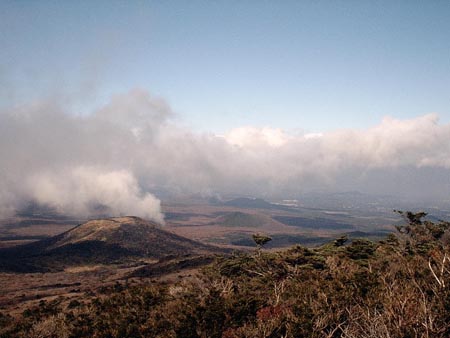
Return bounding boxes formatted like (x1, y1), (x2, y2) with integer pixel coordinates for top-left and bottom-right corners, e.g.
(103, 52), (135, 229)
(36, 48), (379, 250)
(2, 212), (450, 337)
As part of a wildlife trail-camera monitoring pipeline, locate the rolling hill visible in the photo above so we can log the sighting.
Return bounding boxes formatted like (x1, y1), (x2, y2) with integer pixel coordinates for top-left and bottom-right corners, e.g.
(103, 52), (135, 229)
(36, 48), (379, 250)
(214, 211), (268, 227)
(0, 216), (222, 272)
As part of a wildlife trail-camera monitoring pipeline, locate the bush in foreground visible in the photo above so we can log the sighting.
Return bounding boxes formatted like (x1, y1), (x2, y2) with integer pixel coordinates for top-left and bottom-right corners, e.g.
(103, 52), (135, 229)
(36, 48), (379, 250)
(2, 212), (450, 338)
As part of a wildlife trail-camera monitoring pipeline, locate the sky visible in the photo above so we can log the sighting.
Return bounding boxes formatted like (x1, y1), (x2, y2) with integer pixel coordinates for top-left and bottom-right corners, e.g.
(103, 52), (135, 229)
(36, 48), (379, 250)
(1, 1), (450, 220)
(1, 1), (449, 133)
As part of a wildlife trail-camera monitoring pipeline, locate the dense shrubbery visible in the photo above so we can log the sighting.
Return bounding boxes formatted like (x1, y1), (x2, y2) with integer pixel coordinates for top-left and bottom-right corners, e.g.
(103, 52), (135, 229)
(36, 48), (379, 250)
(2, 212), (450, 337)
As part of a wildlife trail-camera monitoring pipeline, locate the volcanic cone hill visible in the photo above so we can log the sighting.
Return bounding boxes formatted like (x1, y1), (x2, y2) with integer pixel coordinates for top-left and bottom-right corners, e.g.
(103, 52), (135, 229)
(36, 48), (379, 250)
(214, 211), (269, 227)
(0, 216), (223, 272)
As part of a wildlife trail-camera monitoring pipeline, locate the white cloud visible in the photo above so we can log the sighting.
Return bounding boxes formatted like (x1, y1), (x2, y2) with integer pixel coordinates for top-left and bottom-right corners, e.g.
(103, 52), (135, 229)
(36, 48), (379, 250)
(224, 127), (290, 148)
(1, 89), (450, 220)
(27, 167), (163, 223)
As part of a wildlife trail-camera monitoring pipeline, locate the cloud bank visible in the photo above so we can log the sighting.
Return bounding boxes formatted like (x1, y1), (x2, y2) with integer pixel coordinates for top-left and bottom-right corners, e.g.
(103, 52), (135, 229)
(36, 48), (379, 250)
(1, 89), (450, 220)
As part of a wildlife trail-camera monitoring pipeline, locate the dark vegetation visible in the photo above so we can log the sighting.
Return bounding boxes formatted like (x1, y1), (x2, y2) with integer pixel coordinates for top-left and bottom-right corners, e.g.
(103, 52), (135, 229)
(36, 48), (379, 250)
(252, 233), (272, 248)
(164, 213), (205, 222)
(215, 212), (265, 228)
(2, 212), (450, 337)
(228, 233), (329, 248)
(273, 215), (353, 230)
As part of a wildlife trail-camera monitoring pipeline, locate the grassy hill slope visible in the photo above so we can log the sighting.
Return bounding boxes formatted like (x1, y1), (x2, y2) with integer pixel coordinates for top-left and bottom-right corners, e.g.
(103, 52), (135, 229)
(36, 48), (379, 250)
(0, 216), (223, 272)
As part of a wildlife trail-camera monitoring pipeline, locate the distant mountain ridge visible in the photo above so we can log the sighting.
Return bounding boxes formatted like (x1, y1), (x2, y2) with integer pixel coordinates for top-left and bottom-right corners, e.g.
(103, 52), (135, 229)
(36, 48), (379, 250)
(0, 216), (223, 272)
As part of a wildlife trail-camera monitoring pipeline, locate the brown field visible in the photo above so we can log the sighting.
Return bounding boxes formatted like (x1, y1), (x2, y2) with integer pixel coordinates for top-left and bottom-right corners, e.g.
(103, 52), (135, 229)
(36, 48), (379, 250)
(0, 257), (205, 318)
(0, 200), (395, 318)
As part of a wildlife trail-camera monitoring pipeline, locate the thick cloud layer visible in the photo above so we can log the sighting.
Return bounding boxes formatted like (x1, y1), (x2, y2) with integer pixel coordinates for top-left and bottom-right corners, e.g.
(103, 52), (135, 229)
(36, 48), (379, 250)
(1, 89), (450, 220)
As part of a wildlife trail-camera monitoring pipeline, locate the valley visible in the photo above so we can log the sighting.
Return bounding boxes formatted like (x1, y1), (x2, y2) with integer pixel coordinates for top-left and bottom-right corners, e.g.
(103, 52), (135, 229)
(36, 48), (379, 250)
(1, 195), (447, 337)
(0, 196), (400, 251)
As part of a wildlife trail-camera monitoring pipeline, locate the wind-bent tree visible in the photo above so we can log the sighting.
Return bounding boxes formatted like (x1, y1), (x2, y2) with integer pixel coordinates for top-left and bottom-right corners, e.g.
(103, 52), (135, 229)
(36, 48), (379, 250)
(252, 233), (272, 255)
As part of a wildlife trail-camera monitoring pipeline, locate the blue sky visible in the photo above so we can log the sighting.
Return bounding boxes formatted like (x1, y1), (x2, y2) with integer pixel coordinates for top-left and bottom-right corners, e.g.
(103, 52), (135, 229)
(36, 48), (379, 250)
(1, 1), (449, 133)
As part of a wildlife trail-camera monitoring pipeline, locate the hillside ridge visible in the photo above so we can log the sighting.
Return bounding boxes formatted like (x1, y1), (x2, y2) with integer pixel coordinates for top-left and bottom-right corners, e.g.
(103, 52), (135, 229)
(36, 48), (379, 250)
(0, 216), (223, 272)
